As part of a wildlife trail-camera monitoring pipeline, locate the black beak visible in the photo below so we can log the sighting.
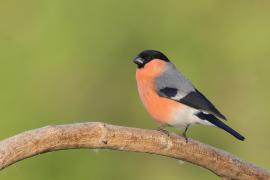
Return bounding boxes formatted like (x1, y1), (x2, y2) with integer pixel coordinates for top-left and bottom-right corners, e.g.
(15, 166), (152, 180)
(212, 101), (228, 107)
(133, 56), (144, 66)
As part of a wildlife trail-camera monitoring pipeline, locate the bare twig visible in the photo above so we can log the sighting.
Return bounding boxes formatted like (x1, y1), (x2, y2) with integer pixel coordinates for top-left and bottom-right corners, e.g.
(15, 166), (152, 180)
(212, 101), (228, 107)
(0, 122), (269, 179)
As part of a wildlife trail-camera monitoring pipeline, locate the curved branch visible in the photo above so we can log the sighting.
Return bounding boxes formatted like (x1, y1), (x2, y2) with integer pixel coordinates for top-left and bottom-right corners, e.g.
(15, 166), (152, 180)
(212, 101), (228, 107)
(0, 122), (269, 179)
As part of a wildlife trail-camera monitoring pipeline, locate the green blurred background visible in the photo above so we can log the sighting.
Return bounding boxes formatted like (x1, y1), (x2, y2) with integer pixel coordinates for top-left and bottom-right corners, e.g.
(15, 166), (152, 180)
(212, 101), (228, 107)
(1, 0), (270, 179)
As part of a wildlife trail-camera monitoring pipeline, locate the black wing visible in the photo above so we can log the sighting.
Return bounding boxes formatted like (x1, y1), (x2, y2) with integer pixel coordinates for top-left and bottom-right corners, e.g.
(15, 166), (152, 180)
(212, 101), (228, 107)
(158, 87), (227, 120)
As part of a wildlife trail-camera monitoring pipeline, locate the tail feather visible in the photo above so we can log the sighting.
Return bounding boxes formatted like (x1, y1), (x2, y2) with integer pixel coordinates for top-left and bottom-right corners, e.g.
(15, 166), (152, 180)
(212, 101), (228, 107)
(196, 112), (245, 141)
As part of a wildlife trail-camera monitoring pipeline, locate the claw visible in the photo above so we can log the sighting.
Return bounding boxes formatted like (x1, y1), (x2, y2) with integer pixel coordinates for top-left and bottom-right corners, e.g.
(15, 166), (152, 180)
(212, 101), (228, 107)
(157, 128), (170, 136)
(156, 125), (170, 136)
(182, 125), (190, 143)
(182, 131), (188, 143)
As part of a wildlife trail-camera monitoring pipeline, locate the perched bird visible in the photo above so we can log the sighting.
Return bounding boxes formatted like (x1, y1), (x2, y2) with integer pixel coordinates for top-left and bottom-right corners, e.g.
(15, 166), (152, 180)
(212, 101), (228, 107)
(133, 50), (245, 141)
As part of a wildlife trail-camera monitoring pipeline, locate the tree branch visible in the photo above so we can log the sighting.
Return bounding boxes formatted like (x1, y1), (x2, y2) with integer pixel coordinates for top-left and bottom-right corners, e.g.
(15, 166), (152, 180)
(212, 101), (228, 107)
(0, 122), (269, 179)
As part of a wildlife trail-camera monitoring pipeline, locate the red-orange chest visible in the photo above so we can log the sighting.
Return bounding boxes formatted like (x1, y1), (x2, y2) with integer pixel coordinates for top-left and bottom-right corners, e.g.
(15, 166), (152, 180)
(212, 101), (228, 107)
(136, 68), (181, 124)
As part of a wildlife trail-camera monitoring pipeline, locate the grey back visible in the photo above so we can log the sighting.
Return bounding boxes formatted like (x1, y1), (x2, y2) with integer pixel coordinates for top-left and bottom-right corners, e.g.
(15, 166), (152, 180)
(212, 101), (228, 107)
(156, 62), (195, 99)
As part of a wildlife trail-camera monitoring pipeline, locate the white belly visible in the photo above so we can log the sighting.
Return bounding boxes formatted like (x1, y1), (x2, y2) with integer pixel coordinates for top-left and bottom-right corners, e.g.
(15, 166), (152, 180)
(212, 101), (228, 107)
(168, 105), (213, 129)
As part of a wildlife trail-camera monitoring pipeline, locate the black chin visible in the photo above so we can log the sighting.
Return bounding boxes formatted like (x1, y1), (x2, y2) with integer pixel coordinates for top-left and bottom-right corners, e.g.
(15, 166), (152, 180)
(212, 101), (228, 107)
(136, 63), (144, 68)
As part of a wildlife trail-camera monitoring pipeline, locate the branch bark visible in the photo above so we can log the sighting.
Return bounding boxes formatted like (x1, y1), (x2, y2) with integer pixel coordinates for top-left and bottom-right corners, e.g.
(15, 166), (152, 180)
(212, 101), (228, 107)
(0, 122), (269, 179)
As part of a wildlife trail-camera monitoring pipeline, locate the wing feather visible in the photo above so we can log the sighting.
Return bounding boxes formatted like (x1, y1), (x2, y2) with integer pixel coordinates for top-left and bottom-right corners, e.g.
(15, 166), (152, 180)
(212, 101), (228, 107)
(156, 63), (227, 120)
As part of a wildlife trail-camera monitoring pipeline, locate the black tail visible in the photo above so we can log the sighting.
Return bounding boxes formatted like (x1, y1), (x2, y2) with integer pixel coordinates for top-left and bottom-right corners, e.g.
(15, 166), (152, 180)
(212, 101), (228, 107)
(196, 112), (245, 141)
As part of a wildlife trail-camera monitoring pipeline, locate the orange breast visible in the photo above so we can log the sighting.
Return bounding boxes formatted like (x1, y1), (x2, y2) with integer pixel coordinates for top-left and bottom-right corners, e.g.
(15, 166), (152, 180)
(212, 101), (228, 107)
(136, 60), (182, 124)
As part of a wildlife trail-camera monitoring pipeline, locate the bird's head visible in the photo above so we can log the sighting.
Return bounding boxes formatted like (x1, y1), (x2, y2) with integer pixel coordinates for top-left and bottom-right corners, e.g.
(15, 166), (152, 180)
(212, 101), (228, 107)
(133, 50), (170, 68)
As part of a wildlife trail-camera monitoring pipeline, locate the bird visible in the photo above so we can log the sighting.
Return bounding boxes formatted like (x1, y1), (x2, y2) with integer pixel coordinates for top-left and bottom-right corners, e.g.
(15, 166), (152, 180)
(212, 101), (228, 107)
(133, 50), (245, 141)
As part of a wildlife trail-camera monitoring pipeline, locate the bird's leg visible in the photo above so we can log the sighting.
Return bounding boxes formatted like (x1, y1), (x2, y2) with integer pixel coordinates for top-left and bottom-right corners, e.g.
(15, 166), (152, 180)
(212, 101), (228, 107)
(182, 125), (190, 143)
(156, 124), (170, 136)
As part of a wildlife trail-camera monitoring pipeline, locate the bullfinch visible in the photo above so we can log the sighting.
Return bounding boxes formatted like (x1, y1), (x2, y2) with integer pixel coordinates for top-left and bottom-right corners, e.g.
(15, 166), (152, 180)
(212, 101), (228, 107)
(133, 50), (245, 141)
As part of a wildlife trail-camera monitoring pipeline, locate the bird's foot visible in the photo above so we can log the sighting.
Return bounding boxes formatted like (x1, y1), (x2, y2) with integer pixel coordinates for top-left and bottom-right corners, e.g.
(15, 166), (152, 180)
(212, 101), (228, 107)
(182, 125), (190, 143)
(182, 132), (188, 143)
(156, 126), (170, 136)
